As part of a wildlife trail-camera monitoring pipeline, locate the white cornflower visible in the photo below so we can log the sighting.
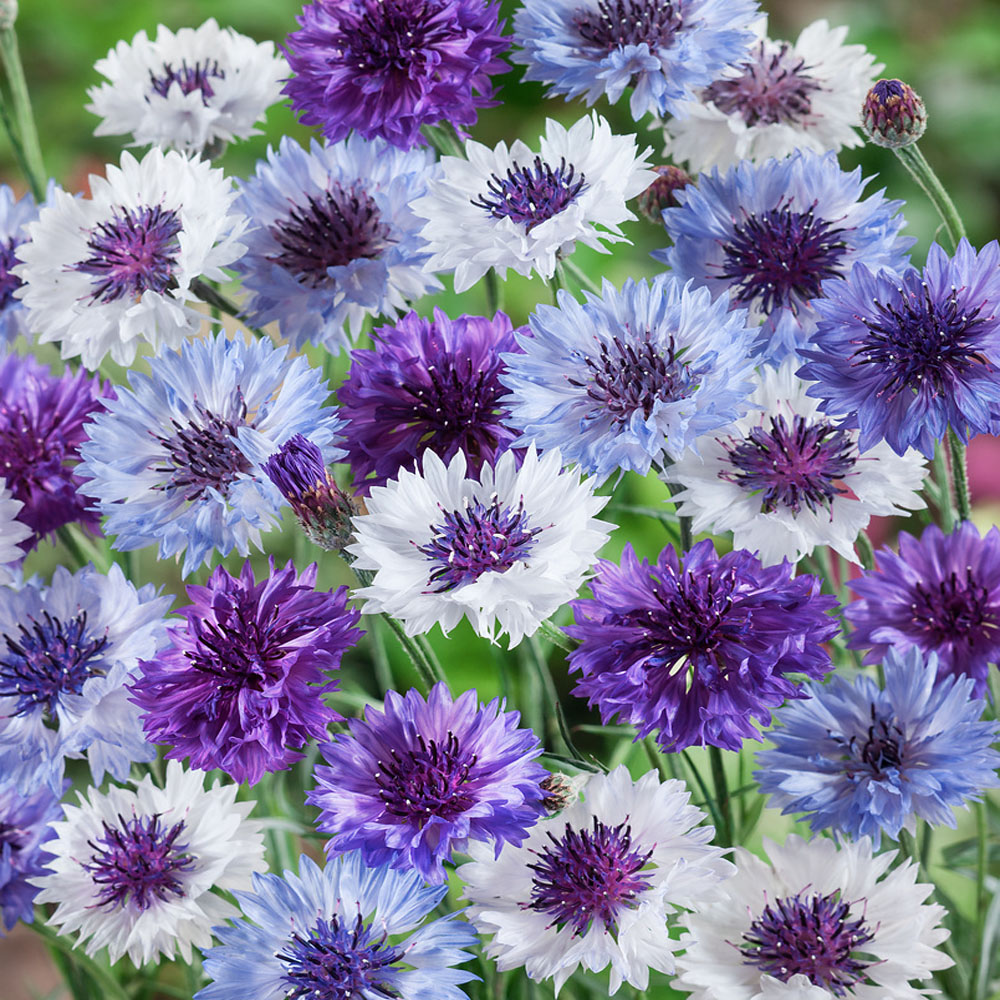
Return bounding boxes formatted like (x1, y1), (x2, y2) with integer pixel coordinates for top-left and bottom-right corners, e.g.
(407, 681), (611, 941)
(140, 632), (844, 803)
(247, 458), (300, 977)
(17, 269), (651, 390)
(459, 765), (733, 995)
(349, 445), (612, 646)
(665, 362), (927, 565)
(0, 478), (30, 584)
(675, 834), (952, 1000)
(14, 147), (247, 369)
(664, 19), (882, 173)
(86, 19), (286, 156)
(412, 113), (654, 292)
(30, 760), (266, 966)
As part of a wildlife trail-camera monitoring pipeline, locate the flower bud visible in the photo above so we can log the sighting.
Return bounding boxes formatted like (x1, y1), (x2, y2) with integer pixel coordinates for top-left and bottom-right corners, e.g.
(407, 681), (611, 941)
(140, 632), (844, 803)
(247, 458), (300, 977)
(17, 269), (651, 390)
(637, 164), (692, 223)
(263, 434), (358, 553)
(862, 79), (927, 148)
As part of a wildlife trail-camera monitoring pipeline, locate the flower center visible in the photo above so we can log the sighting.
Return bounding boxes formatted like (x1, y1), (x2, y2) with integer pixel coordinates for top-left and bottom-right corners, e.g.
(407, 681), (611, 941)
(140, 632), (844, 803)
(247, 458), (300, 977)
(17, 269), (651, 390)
(704, 41), (822, 127)
(373, 731), (478, 825)
(0, 821), (28, 852)
(740, 891), (876, 996)
(842, 706), (904, 776)
(0, 610), (108, 720)
(278, 913), (405, 1000)
(569, 332), (695, 424)
(909, 569), (1000, 647)
(0, 236), (24, 311)
(720, 413), (856, 514)
(325, 0), (435, 79)
(269, 182), (392, 287)
(418, 496), (541, 592)
(719, 203), (848, 314)
(850, 284), (994, 400)
(471, 156), (586, 233)
(526, 817), (654, 936)
(74, 204), (182, 304)
(574, 0), (683, 51)
(148, 59), (226, 103)
(83, 813), (194, 911)
(152, 392), (253, 503)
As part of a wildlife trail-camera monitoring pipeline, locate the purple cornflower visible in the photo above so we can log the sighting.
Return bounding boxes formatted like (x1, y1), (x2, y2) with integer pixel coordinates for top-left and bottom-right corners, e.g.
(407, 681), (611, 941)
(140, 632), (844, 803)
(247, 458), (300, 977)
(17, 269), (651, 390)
(131, 558), (363, 784)
(800, 239), (1000, 457)
(846, 521), (1000, 697)
(283, 0), (510, 150)
(308, 683), (547, 884)
(1, 781), (64, 934)
(568, 541), (839, 752)
(263, 434), (358, 552)
(0, 353), (109, 549)
(338, 308), (523, 493)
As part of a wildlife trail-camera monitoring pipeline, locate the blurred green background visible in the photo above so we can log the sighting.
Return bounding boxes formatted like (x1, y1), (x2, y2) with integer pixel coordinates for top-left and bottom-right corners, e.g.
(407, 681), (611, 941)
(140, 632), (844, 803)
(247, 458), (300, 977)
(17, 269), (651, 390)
(1, 1), (998, 998)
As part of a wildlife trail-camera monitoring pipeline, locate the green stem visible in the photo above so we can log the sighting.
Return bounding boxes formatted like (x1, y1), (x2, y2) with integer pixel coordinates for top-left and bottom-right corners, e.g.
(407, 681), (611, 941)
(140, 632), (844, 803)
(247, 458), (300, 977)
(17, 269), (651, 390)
(664, 477), (693, 552)
(855, 530), (876, 572)
(415, 633), (448, 687)
(190, 278), (263, 337)
(560, 256), (601, 295)
(972, 801), (988, 1000)
(947, 428), (972, 523)
(708, 745), (734, 847)
(57, 524), (113, 573)
(549, 262), (565, 304)
(0, 25), (45, 199)
(420, 123), (464, 158)
(680, 749), (722, 833)
(380, 612), (437, 693)
(894, 143), (966, 250)
(536, 618), (574, 651)
(932, 440), (956, 533)
(31, 919), (131, 1000)
(527, 635), (575, 758)
(484, 269), (503, 316)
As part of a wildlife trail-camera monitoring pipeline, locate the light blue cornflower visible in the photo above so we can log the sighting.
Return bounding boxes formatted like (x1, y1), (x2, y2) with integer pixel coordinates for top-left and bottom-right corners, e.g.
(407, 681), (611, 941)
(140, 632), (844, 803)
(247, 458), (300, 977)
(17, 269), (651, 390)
(77, 333), (344, 575)
(0, 563), (170, 794)
(233, 135), (442, 353)
(755, 647), (1000, 844)
(511, 0), (759, 121)
(0, 184), (42, 347)
(196, 852), (479, 1000)
(656, 150), (914, 362)
(499, 275), (757, 480)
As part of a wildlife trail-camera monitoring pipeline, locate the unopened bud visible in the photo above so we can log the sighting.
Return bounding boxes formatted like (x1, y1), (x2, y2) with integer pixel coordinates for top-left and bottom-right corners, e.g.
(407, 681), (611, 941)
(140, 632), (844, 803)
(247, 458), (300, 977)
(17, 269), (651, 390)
(263, 434), (358, 553)
(637, 165), (693, 224)
(0, 0), (17, 29)
(540, 772), (588, 814)
(862, 79), (927, 149)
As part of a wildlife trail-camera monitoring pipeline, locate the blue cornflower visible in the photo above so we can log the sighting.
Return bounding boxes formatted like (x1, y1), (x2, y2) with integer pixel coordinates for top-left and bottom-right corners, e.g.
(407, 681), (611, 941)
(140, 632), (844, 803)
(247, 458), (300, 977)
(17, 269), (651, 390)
(308, 684), (547, 884)
(196, 851), (479, 1000)
(512, 0), (759, 121)
(0, 184), (41, 347)
(500, 275), (757, 480)
(800, 239), (1000, 456)
(568, 541), (840, 753)
(233, 135), (442, 352)
(0, 780), (64, 934)
(656, 151), (914, 362)
(755, 647), (1000, 843)
(77, 333), (344, 575)
(0, 564), (170, 794)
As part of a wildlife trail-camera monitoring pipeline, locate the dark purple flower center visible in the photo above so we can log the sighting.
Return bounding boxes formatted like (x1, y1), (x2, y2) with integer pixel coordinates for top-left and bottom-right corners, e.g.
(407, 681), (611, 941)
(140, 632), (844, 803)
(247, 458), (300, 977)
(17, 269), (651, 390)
(471, 156), (586, 232)
(269, 182), (392, 286)
(621, 569), (744, 678)
(73, 204), (182, 304)
(152, 392), (253, 503)
(569, 332), (695, 424)
(740, 891), (876, 996)
(278, 913), (404, 1000)
(0, 236), (24, 311)
(148, 59), (225, 103)
(837, 706), (904, 777)
(719, 202), (848, 314)
(705, 41), (822, 127)
(850, 284), (994, 400)
(909, 568), (1000, 648)
(324, 0), (440, 79)
(574, 0), (683, 51)
(373, 730), (478, 824)
(0, 610), (108, 720)
(720, 413), (856, 514)
(526, 817), (654, 935)
(83, 813), (194, 912)
(418, 496), (541, 592)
